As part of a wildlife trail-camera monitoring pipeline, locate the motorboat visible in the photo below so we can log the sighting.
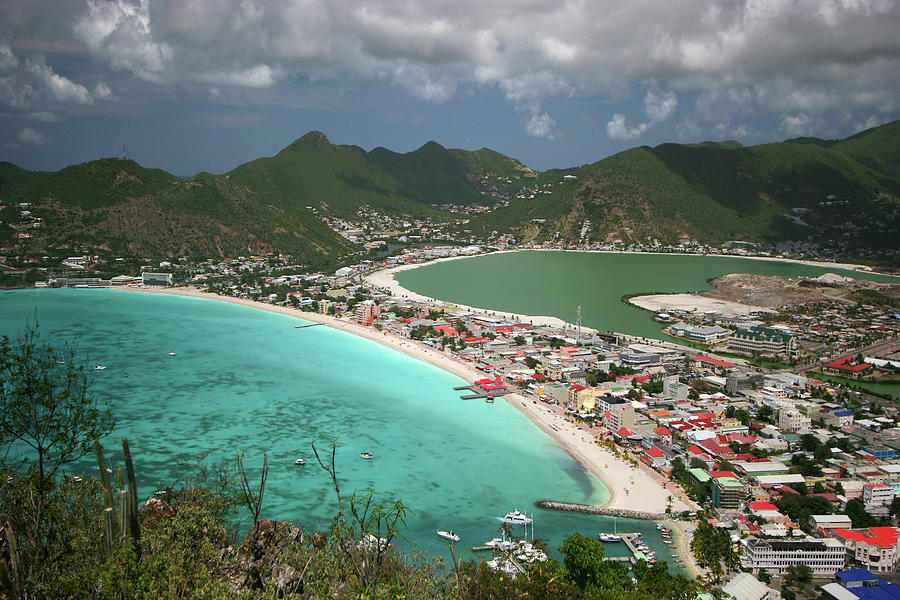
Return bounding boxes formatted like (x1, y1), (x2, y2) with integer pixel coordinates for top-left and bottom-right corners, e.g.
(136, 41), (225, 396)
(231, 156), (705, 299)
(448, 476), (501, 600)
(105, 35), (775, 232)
(94, 365), (106, 370)
(168, 352), (176, 356)
(294, 458), (306, 465)
(360, 452), (374, 459)
(502, 509), (533, 525)
(483, 536), (515, 550)
(436, 530), (460, 542)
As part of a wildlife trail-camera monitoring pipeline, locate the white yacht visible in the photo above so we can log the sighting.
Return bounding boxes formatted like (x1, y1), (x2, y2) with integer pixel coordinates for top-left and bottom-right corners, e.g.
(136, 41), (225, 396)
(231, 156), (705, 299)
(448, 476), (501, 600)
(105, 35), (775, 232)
(502, 509), (533, 525)
(599, 533), (622, 542)
(436, 530), (460, 542)
(294, 458), (306, 465)
(94, 365), (106, 370)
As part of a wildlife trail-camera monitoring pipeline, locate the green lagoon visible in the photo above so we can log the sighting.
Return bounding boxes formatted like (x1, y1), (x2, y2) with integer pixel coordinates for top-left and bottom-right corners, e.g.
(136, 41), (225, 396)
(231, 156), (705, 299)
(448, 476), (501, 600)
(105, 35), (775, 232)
(396, 251), (897, 340)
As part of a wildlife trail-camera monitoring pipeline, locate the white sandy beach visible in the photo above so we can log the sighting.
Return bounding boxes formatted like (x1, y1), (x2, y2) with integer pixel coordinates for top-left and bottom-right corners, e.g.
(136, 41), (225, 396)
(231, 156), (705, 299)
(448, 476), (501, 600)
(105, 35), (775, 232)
(117, 285), (689, 515)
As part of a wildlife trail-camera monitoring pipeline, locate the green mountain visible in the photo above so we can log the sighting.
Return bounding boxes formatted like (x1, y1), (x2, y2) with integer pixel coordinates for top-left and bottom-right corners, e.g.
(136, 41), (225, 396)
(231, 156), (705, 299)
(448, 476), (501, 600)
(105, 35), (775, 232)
(0, 158), (357, 263)
(465, 121), (900, 250)
(2, 122), (897, 264)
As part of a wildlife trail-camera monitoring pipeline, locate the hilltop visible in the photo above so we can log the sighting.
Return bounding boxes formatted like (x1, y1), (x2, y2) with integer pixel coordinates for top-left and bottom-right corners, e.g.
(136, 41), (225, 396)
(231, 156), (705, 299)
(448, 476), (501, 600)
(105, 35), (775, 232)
(466, 121), (899, 254)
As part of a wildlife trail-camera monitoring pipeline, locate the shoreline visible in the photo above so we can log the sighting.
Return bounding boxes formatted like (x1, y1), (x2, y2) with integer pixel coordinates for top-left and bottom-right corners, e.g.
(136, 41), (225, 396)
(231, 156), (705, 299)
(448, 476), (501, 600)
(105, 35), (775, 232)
(115, 285), (690, 518)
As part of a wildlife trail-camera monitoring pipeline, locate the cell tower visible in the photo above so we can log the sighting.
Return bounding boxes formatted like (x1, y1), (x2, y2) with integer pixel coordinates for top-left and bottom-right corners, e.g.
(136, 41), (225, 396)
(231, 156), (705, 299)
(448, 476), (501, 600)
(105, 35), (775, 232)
(576, 305), (582, 342)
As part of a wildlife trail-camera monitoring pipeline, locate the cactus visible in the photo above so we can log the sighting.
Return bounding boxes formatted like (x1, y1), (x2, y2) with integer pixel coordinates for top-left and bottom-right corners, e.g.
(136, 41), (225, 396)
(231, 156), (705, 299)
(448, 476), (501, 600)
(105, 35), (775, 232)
(122, 436), (140, 546)
(95, 440), (118, 552)
(94, 438), (141, 554)
(1, 521), (21, 595)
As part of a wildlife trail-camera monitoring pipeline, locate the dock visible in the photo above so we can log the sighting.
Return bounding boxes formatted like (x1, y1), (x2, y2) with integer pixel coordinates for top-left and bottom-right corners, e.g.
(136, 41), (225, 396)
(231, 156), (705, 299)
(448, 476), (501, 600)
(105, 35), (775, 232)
(294, 323), (324, 329)
(600, 533), (649, 564)
(454, 385), (512, 400)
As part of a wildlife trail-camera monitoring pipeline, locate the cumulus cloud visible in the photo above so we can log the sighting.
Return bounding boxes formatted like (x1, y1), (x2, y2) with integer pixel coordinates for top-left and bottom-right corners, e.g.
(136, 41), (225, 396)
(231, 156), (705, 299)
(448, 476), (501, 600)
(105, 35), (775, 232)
(607, 86), (678, 140)
(525, 113), (557, 140)
(1, 0), (898, 139)
(17, 126), (45, 145)
(606, 114), (649, 140)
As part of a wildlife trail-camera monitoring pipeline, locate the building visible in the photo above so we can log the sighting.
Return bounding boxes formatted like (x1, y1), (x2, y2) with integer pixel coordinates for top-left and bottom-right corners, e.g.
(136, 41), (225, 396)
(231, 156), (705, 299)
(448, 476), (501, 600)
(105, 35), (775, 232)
(713, 476), (746, 509)
(728, 327), (796, 357)
(663, 375), (690, 401)
(822, 569), (900, 600)
(354, 299), (380, 324)
(692, 355), (737, 373)
(863, 483), (895, 510)
(823, 357), (873, 379)
(142, 272), (172, 286)
(778, 408), (812, 432)
(810, 514), (854, 534)
(741, 537), (846, 575)
(670, 322), (731, 343)
(830, 528), (900, 573)
(721, 572), (782, 600)
(601, 400), (635, 432)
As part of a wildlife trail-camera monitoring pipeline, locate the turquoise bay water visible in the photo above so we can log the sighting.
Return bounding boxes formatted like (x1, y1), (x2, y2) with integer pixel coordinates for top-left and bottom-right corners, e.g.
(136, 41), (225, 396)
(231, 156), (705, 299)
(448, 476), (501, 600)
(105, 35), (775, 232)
(396, 251), (897, 340)
(0, 289), (680, 567)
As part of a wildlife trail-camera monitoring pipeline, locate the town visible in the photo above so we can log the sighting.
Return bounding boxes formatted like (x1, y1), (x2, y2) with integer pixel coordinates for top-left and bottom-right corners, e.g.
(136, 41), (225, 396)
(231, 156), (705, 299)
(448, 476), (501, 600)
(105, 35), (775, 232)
(19, 238), (900, 598)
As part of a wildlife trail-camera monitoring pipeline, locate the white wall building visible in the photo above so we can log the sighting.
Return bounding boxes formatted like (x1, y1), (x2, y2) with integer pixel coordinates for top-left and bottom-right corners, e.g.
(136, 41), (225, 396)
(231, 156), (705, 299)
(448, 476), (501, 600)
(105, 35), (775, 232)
(740, 537), (846, 575)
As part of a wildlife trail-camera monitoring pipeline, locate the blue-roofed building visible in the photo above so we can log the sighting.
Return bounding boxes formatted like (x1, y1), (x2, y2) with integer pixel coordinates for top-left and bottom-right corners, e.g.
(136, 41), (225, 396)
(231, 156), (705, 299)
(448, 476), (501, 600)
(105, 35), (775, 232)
(821, 569), (900, 600)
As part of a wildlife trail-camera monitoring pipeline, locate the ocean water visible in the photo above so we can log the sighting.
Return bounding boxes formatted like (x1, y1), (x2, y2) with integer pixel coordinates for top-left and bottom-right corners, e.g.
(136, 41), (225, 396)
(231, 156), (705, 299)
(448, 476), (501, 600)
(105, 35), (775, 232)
(0, 289), (683, 568)
(396, 251), (897, 340)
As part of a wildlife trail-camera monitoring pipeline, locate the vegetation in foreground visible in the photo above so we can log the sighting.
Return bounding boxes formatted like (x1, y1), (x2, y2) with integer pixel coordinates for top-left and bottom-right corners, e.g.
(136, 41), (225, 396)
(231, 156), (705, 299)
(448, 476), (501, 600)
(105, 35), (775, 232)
(0, 325), (702, 599)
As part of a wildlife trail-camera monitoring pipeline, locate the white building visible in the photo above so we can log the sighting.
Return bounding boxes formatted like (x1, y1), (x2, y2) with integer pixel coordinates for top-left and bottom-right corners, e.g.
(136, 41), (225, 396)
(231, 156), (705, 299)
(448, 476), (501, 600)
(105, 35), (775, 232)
(778, 408), (811, 432)
(740, 537), (846, 575)
(863, 483), (894, 509)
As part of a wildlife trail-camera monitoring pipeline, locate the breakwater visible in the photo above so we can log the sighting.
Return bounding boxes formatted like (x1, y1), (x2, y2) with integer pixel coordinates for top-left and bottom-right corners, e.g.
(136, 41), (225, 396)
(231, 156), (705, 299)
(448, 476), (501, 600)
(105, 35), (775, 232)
(536, 501), (666, 521)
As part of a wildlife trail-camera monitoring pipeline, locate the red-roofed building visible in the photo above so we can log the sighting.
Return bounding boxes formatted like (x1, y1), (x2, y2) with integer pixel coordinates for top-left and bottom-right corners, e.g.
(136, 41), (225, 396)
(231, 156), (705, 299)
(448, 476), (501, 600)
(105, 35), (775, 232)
(749, 501), (778, 511)
(642, 446), (669, 470)
(699, 438), (737, 460)
(691, 355), (736, 373)
(653, 426), (672, 446)
(709, 470), (740, 479)
(433, 325), (458, 337)
(829, 527), (900, 572)
(823, 357), (873, 378)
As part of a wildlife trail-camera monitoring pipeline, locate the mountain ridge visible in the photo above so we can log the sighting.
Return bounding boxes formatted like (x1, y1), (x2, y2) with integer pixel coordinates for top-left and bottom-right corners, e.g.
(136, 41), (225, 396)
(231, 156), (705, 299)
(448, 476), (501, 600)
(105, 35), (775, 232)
(1, 121), (897, 264)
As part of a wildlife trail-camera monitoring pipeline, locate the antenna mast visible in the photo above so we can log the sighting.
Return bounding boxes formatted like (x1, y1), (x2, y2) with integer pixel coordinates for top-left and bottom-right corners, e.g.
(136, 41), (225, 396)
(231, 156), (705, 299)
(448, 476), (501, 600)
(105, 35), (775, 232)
(576, 305), (582, 342)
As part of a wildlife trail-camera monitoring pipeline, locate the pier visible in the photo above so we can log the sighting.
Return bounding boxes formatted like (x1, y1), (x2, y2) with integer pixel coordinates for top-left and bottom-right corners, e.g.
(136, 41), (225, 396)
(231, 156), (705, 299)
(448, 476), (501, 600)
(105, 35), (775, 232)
(536, 500), (666, 521)
(294, 323), (324, 329)
(597, 533), (651, 564)
(453, 385), (512, 400)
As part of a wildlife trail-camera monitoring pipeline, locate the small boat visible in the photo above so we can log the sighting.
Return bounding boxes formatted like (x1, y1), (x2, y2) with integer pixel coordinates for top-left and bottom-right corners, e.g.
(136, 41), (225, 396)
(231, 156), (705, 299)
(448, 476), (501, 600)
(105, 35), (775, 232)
(168, 352), (176, 356)
(294, 458), (306, 465)
(56, 360), (66, 365)
(436, 530), (460, 542)
(94, 365), (106, 370)
(486, 395), (494, 403)
(122, 372), (128, 378)
(599, 533), (622, 542)
(360, 452), (374, 459)
(502, 509), (533, 525)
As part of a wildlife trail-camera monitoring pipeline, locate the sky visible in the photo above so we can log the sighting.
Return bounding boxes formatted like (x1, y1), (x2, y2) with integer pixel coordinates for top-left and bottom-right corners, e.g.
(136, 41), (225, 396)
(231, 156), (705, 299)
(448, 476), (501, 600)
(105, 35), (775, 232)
(1, 0), (898, 176)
